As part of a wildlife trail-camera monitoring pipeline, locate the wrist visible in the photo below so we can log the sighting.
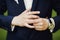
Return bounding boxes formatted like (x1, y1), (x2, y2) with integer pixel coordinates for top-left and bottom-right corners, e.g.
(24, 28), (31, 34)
(11, 16), (18, 31)
(48, 18), (55, 32)
(11, 16), (17, 26)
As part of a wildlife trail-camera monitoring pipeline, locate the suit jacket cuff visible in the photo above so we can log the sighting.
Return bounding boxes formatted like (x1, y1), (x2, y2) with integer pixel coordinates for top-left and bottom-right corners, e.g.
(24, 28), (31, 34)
(0, 15), (14, 31)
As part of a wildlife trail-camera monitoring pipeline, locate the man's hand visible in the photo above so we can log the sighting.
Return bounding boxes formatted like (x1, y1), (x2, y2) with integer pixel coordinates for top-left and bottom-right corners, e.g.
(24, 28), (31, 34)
(33, 18), (49, 31)
(12, 9), (40, 28)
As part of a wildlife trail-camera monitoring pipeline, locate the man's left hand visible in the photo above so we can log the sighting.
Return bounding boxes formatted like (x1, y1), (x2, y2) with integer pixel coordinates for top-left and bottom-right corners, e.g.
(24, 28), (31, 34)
(33, 18), (49, 31)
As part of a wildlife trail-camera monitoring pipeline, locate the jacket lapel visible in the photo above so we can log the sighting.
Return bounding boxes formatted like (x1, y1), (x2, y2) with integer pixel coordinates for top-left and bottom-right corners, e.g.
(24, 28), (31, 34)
(18, 0), (37, 11)
(18, 0), (26, 11)
(31, 0), (37, 11)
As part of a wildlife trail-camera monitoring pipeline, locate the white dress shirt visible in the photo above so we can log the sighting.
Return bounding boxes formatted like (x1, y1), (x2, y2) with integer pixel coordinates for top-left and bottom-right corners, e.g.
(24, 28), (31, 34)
(24, 0), (33, 9)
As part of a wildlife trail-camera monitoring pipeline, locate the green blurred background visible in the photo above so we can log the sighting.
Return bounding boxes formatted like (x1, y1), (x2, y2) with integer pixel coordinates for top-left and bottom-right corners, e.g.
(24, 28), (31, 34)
(0, 10), (60, 40)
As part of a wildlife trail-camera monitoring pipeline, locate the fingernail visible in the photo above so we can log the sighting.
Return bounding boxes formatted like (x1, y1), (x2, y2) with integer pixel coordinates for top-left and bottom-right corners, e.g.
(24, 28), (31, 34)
(37, 11), (40, 13)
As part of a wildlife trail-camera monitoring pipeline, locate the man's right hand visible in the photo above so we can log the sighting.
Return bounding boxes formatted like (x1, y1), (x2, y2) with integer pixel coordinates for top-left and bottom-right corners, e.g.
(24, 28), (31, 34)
(12, 9), (40, 28)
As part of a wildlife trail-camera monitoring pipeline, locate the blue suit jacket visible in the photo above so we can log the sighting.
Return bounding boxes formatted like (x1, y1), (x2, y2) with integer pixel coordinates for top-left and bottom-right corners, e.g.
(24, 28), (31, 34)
(0, 0), (60, 40)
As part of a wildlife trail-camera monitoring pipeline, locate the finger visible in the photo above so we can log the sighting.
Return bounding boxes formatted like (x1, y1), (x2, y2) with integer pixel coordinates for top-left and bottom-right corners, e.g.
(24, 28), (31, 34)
(23, 9), (31, 13)
(33, 22), (43, 26)
(28, 11), (40, 15)
(35, 28), (44, 31)
(28, 15), (39, 19)
(34, 18), (43, 23)
(34, 25), (44, 29)
(25, 23), (34, 28)
(26, 19), (40, 24)
(18, 9), (31, 16)
(35, 27), (47, 31)
(26, 19), (35, 24)
(31, 19), (41, 24)
(34, 26), (44, 31)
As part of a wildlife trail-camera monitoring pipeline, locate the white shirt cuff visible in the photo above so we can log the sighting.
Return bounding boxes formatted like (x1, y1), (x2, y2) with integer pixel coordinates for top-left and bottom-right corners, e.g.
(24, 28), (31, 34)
(11, 25), (15, 31)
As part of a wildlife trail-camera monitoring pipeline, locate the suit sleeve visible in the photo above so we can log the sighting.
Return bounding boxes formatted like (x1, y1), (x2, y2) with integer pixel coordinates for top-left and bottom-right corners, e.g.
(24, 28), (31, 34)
(0, 0), (14, 31)
(52, 0), (60, 32)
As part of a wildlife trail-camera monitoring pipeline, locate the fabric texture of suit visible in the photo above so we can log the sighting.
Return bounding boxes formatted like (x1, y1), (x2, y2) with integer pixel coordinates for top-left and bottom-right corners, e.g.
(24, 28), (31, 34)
(0, 0), (60, 40)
